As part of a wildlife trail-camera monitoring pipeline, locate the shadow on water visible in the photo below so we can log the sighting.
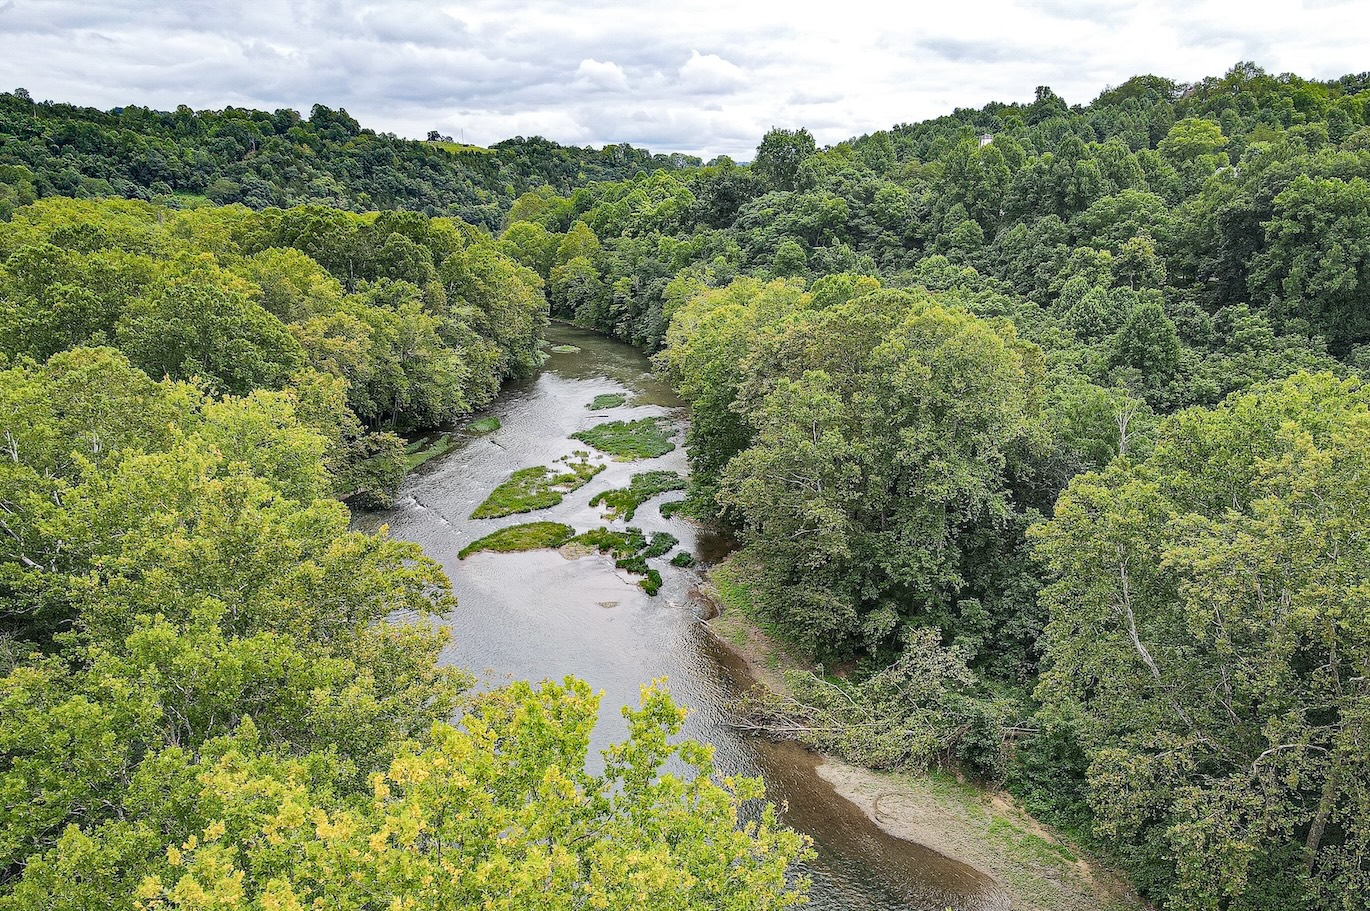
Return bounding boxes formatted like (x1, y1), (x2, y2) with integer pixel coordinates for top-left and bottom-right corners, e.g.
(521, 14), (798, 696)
(354, 324), (1006, 910)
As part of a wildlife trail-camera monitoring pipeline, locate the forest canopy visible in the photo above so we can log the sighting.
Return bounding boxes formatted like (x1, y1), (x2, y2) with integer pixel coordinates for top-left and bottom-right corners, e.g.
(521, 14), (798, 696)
(4, 59), (1370, 911)
(0, 90), (701, 229)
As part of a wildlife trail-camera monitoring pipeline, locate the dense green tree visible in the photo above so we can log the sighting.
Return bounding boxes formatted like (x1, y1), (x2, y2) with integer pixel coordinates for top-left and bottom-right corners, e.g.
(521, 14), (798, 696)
(752, 128), (817, 192)
(440, 244), (548, 381)
(1033, 373), (1370, 909)
(666, 279), (1044, 657)
(0, 348), (808, 911)
(233, 247), (345, 322)
(127, 681), (808, 911)
(349, 289), (470, 428)
(115, 274), (305, 394)
(1249, 174), (1370, 351)
(1111, 299), (1180, 388)
(657, 278), (809, 513)
(0, 196), (558, 502)
(550, 254), (610, 325)
(499, 219), (559, 279)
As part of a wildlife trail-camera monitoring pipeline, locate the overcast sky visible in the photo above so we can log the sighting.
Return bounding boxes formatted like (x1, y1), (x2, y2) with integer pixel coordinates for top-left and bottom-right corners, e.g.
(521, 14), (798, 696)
(1, 0), (1367, 159)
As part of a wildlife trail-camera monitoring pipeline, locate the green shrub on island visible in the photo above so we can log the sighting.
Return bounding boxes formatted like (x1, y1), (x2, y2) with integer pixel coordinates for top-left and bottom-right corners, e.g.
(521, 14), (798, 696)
(590, 470), (687, 520)
(570, 527), (647, 559)
(659, 499), (687, 519)
(565, 527), (677, 596)
(587, 393), (628, 409)
(616, 555), (650, 575)
(670, 551), (696, 567)
(642, 531), (679, 559)
(458, 522), (575, 558)
(471, 458), (603, 518)
(572, 417), (675, 459)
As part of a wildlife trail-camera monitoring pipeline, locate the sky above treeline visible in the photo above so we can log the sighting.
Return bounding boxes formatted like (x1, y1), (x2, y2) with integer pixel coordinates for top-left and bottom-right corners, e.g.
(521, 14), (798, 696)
(1, 0), (1367, 160)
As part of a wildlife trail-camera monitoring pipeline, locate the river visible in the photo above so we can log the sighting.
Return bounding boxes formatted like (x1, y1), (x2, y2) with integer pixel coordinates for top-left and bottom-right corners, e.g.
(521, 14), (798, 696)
(353, 324), (1000, 910)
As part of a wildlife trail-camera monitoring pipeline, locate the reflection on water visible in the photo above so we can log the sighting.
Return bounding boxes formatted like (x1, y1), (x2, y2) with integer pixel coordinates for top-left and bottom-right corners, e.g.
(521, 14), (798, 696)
(354, 324), (1001, 910)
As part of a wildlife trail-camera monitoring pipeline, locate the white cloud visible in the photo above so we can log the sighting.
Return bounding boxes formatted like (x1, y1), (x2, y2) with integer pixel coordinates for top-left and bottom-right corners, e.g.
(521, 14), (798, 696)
(0, 0), (1368, 159)
(575, 58), (629, 91)
(678, 50), (746, 94)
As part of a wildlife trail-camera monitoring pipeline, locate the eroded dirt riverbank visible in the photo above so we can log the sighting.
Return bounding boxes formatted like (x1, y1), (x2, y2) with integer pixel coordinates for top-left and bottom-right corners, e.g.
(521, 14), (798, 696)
(696, 580), (1147, 911)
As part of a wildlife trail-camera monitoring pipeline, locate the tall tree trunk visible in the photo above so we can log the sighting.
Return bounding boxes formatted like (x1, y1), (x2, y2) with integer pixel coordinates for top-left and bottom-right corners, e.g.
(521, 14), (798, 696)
(1306, 630), (1344, 872)
(1304, 749), (1341, 872)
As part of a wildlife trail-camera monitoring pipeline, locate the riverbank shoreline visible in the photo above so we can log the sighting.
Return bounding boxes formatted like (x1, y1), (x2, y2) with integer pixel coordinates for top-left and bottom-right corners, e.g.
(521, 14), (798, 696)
(693, 568), (1148, 911)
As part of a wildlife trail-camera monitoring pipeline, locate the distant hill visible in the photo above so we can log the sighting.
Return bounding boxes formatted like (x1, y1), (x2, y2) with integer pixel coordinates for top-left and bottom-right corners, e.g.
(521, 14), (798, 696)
(0, 91), (701, 228)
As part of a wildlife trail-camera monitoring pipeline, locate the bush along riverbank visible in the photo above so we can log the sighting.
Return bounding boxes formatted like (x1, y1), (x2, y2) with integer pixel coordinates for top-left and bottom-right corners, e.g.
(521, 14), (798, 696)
(696, 560), (1146, 911)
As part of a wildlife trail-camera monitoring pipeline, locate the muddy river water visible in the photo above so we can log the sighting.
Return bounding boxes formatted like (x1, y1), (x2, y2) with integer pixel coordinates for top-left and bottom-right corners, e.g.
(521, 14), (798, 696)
(354, 325), (1003, 910)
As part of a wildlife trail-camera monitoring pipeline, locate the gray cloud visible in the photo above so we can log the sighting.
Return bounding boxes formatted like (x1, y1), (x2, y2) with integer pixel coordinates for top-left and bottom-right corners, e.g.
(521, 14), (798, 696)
(787, 90), (842, 105)
(0, 0), (1367, 159)
(914, 37), (1029, 64)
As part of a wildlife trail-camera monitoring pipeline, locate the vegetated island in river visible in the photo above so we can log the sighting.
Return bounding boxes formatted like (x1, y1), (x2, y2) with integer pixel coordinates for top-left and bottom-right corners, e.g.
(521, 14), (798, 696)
(695, 560), (1146, 911)
(458, 522), (679, 595)
(572, 417), (677, 459)
(470, 455), (604, 519)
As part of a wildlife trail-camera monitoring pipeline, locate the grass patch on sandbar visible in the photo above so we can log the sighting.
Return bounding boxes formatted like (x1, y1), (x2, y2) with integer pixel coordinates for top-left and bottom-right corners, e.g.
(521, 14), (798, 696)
(458, 522), (575, 559)
(589, 470), (687, 520)
(468, 416), (501, 435)
(471, 457), (604, 519)
(587, 393), (628, 410)
(572, 417), (675, 460)
(457, 521), (684, 596)
(403, 434), (459, 471)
